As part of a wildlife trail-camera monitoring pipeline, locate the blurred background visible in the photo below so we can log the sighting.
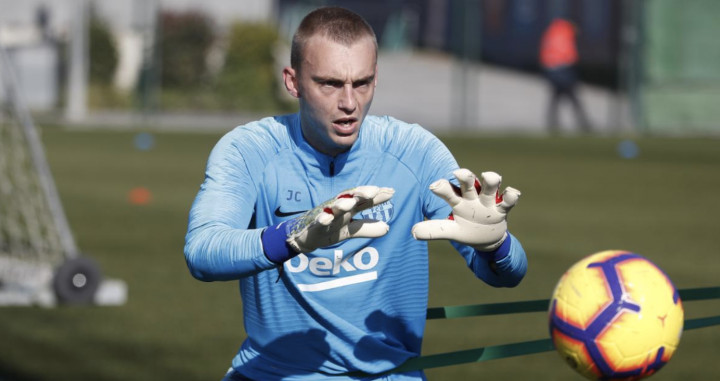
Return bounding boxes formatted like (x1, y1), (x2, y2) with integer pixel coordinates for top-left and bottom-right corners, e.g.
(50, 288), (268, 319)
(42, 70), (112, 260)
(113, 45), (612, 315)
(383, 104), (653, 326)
(1, 0), (718, 134)
(1, 0), (719, 380)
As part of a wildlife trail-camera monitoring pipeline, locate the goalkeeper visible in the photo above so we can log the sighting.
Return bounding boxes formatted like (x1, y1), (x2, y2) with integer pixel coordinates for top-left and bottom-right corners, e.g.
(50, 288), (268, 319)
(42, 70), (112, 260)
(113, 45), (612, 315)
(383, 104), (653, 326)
(184, 6), (527, 381)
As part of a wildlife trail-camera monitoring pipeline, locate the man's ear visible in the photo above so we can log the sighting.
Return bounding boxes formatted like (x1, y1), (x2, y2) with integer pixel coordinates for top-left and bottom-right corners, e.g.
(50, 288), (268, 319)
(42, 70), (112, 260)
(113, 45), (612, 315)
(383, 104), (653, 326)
(283, 67), (300, 98)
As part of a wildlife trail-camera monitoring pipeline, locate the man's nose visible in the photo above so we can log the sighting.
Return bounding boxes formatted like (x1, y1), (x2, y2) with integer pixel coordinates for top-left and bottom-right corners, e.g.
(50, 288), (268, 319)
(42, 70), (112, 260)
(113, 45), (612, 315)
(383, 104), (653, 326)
(338, 85), (356, 112)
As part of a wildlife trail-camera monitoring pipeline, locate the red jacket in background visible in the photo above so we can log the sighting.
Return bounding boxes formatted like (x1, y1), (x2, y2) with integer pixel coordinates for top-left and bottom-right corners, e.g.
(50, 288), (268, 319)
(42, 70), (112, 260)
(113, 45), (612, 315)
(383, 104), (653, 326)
(540, 18), (578, 69)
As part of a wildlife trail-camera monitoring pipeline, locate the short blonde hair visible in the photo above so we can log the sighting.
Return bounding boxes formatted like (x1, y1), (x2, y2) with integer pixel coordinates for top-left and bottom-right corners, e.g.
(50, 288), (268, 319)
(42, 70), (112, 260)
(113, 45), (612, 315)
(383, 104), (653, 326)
(290, 7), (377, 72)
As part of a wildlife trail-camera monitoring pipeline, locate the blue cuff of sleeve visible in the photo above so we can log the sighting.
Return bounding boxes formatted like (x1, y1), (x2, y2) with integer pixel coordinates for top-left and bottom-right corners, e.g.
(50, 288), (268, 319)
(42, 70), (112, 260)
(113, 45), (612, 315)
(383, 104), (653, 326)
(477, 233), (512, 262)
(261, 222), (298, 263)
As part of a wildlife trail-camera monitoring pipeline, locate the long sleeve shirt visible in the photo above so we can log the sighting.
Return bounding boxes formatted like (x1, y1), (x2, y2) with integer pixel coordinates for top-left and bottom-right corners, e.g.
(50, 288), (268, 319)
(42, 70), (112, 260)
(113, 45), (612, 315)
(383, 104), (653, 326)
(184, 113), (527, 380)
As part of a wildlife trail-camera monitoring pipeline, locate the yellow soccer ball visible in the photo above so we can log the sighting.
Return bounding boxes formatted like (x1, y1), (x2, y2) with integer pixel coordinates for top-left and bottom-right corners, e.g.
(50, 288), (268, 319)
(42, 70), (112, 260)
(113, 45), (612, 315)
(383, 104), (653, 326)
(548, 250), (684, 380)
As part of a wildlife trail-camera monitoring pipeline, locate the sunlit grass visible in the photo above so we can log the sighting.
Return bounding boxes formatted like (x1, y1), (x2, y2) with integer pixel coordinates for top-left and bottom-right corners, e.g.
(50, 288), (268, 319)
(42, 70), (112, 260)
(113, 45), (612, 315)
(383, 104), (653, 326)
(0, 128), (717, 380)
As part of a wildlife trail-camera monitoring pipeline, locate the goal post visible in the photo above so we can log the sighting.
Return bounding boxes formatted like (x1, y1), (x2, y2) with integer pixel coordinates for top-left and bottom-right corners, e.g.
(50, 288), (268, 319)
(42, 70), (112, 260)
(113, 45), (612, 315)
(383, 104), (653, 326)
(0, 43), (126, 307)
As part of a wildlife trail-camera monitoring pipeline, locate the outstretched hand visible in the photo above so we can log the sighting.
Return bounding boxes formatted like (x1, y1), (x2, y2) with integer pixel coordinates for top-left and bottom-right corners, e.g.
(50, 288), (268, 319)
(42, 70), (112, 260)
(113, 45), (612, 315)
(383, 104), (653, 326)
(411, 169), (520, 251)
(286, 186), (395, 253)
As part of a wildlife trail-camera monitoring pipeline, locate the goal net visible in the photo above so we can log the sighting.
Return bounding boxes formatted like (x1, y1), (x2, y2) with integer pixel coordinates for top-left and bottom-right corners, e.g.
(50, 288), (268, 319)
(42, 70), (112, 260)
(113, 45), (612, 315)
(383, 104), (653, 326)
(0, 44), (124, 306)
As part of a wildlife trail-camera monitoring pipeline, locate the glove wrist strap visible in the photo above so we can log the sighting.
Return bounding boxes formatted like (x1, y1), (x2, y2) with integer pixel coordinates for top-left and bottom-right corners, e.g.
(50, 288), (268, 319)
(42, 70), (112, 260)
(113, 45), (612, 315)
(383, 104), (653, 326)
(261, 222), (299, 263)
(475, 232), (511, 262)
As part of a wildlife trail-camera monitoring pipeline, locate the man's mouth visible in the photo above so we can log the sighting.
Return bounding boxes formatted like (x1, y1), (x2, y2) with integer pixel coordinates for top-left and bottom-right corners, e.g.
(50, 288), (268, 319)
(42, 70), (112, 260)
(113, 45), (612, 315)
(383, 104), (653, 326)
(333, 118), (358, 134)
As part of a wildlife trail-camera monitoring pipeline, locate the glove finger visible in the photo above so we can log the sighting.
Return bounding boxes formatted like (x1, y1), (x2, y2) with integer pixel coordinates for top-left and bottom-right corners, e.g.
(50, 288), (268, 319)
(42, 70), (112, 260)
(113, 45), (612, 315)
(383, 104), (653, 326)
(344, 219), (390, 239)
(454, 168), (479, 201)
(353, 187), (395, 213)
(479, 171), (502, 207)
(342, 185), (379, 200)
(429, 179), (462, 207)
(371, 187), (394, 205)
(316, 210), (335, 226)
(411, 219), (462, 241)
(323, 198), (357, 227)
(497, 186), (521, 214)
(334, 186), (377, 213)
(331, 197), (356, 214)
(311, 198), (353, 227)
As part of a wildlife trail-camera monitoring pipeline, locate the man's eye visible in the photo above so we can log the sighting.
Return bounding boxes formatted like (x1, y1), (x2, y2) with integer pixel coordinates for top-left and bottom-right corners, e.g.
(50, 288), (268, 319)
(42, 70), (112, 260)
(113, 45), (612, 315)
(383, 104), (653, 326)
(322, 81), (343, 88)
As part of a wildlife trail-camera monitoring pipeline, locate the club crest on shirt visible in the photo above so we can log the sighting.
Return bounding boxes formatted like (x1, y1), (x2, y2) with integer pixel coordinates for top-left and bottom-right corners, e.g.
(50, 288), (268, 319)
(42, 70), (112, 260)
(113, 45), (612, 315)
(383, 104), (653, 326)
(359, 200), (394, 222)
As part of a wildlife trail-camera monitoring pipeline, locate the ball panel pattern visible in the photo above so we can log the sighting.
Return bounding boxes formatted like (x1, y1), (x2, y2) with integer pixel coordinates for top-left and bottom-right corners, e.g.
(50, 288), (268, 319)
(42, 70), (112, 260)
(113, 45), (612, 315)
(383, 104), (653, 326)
(549, 250), (684, 380)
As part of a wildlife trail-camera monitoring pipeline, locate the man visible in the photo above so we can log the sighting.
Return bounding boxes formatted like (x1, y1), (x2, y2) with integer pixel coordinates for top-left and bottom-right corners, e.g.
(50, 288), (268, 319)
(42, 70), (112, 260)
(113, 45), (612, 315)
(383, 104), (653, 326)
(539, 17), (592, 133)
(184, 7), (527, 380)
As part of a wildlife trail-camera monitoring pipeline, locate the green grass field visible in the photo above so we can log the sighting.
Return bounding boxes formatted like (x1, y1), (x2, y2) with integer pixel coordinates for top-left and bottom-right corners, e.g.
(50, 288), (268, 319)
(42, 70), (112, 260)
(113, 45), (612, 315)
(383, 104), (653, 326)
(1, 127), (718, 380)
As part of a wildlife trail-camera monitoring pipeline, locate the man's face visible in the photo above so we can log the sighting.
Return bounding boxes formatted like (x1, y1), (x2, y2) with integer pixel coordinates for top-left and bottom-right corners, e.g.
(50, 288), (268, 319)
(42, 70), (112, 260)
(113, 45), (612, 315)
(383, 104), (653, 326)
(284, 35), (377, 156)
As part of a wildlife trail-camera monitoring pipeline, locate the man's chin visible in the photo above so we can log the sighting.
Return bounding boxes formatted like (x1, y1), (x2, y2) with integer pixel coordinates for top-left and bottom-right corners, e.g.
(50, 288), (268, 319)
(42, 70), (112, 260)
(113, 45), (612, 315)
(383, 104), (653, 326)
(330, 134), (358, 152)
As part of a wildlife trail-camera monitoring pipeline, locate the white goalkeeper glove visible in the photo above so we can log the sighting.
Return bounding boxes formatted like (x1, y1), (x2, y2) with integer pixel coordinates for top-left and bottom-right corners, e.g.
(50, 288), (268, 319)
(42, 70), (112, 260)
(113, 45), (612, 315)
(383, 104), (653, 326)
(262, 186), (395, 262)
(411, 169), (520, 251)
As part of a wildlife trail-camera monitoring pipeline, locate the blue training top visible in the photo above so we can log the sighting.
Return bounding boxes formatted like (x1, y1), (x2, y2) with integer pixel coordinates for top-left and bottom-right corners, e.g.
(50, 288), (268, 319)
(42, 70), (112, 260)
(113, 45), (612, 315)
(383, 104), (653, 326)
(184, 113), (527, 380)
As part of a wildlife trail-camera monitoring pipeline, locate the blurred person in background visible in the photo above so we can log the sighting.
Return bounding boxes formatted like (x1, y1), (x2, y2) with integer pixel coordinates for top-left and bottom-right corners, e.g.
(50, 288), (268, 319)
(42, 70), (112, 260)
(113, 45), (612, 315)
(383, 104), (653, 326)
(540, 17), (592, 133)
(184, 6), (527, 381)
